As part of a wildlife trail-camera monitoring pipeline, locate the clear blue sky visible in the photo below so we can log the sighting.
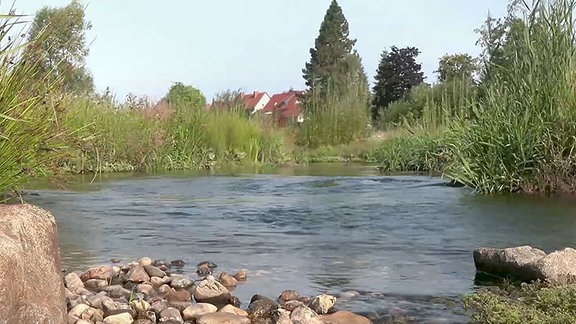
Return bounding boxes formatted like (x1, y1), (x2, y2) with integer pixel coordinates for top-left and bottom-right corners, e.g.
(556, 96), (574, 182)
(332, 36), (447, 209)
(13, 0), (507, 102)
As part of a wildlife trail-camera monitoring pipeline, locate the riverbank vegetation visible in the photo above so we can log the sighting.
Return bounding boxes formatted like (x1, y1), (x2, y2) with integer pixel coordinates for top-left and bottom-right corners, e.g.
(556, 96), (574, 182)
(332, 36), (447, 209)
(3, 0), (576, 198)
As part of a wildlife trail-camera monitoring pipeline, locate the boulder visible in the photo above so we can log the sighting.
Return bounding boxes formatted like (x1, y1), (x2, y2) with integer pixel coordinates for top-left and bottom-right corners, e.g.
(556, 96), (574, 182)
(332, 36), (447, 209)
(81, 265), (115, 281)
(473, 246), (546, 281)
(219, 304), (248, 317)
(290, 305), (323, 324)
(64, 272), (85, 294)
(138, 257), (153, 267)
(182, 303), (218, 321)
(0, 204), (67, 323)
(159, 307), (183, 323)
(278, 290), (300, 303)
(165, 289), (192, 303)
(193, 277), (231, 307)
(528, 247), (576, 284)
(309, 293), (336, 314)
(319, 310), (372, 324)
(126, 265), (151, 283)
(103, 312), (134, 324)
(248, 297), (278, 319)
(197, 312), (251, 324)
(144, 265), (166, 278)
(274, 309), (294, 324)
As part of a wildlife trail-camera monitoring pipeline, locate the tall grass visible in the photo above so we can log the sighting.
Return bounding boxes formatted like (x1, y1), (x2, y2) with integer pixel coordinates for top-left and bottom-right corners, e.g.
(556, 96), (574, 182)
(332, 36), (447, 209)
(0, 12), (68, 195)
(297, 83), (371, 148)
(444, 0), (576, 194)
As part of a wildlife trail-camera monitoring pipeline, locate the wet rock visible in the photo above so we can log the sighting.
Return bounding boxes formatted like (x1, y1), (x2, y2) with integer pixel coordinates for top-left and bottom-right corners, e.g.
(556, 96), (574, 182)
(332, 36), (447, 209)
(0, 205), (69, 323)
(197, 261), (217, 275)
(153, 259), (168, 267)
(103, 312), (133, 324)
(197, 312), (251, 324)
(144, 265), (166, 278)
(309, 293), (336, 314)
(171, 259), (186, 268)
(233, 269), (248, 282)
(84, 278), (109, 290)
(110, 257), (122, 264)
(283, 300), (305, 312)
(193, 277), (231, 307)
(290, 305), (323, 324)
(127, 265), (151, 283)
(279, 290), (300, 303)
(250, 294), (274, 304)
(319, 310), (372, 324)
(219, 272), (238, 288)
(219, 304), (249, 317)
(165, 289), (191, 303)
(81, 265), (115, 281)
(473, 246), (546, 282)
(339, 291), (360, 299)
(248, 297), (278, 319)
(65, 272), (85, 293)
(138, 257), (153, 267)
(229, 296), (242, 308)
(159, 307), (183, 323)
(528, 248), (576, 284)
(182, 303), (218, 321)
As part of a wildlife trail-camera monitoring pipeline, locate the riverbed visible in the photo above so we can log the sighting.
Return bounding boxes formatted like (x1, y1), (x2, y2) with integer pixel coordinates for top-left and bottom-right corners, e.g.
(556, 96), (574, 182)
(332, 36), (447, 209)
(24, 164), (576, 323)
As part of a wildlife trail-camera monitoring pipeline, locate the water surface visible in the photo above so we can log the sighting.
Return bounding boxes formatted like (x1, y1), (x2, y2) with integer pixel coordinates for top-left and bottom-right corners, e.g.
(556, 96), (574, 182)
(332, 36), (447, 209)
(25, 164), (576, 323)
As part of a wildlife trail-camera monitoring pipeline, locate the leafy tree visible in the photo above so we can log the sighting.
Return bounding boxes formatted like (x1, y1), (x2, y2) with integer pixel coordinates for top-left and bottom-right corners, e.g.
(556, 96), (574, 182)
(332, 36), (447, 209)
(166, 82), (206, 109)
(371, 46), (424, 120)
(25, 0), (94, 94)
(302, 0), (363, 96)
(436, 53), (478, 83)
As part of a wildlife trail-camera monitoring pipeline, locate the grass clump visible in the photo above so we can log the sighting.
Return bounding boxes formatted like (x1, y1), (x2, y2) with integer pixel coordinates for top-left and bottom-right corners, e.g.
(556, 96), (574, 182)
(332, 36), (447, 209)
(464, 282), (576, 324)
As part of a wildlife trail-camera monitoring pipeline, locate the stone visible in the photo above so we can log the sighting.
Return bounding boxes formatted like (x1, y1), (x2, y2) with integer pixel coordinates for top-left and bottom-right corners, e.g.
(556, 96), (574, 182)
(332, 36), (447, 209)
(274, 309), (294, 324)
(233, 269), (248, 282)
(126, 265), (151, 283)
(219, 272), (238, 288)
(193, 277), (231, 307)
(83, 307), (105, 322)
(339, 291), (360, 299)
(75, 320), (94, 324)
(137, 283), (154, 296)
(104, 308), (136, 319)
(473, 246), (546, 282)
(149, 300), (168, 316)
(290, 305), (323, 324)
(197, 312), (251, 324)
(138, 257), (153, 267)
(68, 304), (92, 323)
(130, 299), (151, 314)
(81, 265), (115, 282)
(528, 247), (576, 284)
(182, 303), (218, 321)
(87, 294), (114, 309)
(319, 310), (372, 324)
(150, 276), (164, 289)
(229, 296), (241, 308)
(84, 279), (109, 289)
(166, 289), (192, 303)
(103, 312), (134, 324)
(159, 307), (183, 323)
(197, 261), (217, 276)
(170, 275), (193, 289)
(101, 285), (132, 299)
(167, 301), (192, 313)
(65, 272), (85, 294)
(248, 297), (278, 319)
(158, 284), (172, 295)
(279, 290), (300, 303)
(0, 204), (67, 323)
(283, 300), (305, 312)
(144, 265), (166, 278)
(309, 293), (336, 314)
(219, 304), (248, 317)
(171, 259), (186, 268)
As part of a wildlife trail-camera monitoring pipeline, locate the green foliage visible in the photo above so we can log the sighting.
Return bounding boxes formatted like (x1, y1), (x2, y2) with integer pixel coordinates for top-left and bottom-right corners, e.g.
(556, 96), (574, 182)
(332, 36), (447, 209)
(464, 282), (576, 324)
(372, 46), (425, 121)
(0, 12), (69, 195)
(166, 82), (206, 109)
(302, 0), (361, 96)
(25, 0), (94, 94)
(436, 53), (479, 83)
(444, 0), (576, 194)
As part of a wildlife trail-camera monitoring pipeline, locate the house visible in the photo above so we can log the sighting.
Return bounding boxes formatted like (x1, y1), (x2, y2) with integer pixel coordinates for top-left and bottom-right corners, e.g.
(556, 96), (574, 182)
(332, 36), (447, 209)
(261, 90), (305, 127)
(241, 91), (270, 114)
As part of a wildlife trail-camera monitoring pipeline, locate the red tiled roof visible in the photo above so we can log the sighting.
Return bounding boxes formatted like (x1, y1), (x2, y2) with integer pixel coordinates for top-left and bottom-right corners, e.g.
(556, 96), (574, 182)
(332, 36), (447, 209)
(261, 90), (305, 126)
(241, 91), (267, 112)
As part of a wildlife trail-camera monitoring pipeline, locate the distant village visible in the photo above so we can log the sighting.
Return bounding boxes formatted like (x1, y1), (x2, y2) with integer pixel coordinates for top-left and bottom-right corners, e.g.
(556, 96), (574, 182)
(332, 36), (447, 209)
(207, 90), (305, 127)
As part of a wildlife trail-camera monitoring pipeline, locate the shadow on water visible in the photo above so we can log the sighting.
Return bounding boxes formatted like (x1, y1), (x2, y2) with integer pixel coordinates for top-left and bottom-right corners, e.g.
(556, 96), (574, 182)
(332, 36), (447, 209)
(20, 163), (576, 323)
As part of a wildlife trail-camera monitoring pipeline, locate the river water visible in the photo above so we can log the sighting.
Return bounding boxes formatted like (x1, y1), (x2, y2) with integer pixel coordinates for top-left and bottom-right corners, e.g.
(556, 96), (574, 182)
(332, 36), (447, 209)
(24, 164), (576, 323)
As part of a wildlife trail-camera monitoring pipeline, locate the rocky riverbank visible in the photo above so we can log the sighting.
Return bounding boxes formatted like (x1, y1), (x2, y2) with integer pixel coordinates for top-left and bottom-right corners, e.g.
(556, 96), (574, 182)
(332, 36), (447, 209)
(64, 256), (377, 324)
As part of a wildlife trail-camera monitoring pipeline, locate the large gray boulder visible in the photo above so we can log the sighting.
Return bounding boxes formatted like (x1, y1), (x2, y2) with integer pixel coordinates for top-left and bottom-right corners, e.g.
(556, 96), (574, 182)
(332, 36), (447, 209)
(0, 204), (67, 323)
(528, 248), (576, 284)
(473, 246), (546, 282)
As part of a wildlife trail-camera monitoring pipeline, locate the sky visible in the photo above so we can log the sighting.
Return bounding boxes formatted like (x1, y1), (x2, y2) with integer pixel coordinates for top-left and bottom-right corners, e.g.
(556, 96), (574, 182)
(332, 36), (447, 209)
(14, 0), (508, 102)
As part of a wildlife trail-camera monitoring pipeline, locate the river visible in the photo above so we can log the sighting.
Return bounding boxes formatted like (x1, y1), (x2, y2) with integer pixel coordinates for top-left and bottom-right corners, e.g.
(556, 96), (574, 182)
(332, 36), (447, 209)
(24, 163), (576, 323)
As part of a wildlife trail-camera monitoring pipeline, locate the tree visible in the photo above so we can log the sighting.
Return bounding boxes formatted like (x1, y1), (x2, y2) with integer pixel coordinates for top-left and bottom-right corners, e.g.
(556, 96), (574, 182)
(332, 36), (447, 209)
(371, 46), (424, 120)
(435, 53), (478, 83)
(302, 0), (362, 96)
(166, 82), (206, 109)
(25, 0), (94, 94)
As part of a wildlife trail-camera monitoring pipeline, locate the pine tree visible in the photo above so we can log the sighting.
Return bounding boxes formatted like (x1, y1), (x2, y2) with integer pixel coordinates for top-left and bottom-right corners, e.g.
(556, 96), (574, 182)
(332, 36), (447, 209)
(302, 0), (359, 95)
(371, 46), (424, 120)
